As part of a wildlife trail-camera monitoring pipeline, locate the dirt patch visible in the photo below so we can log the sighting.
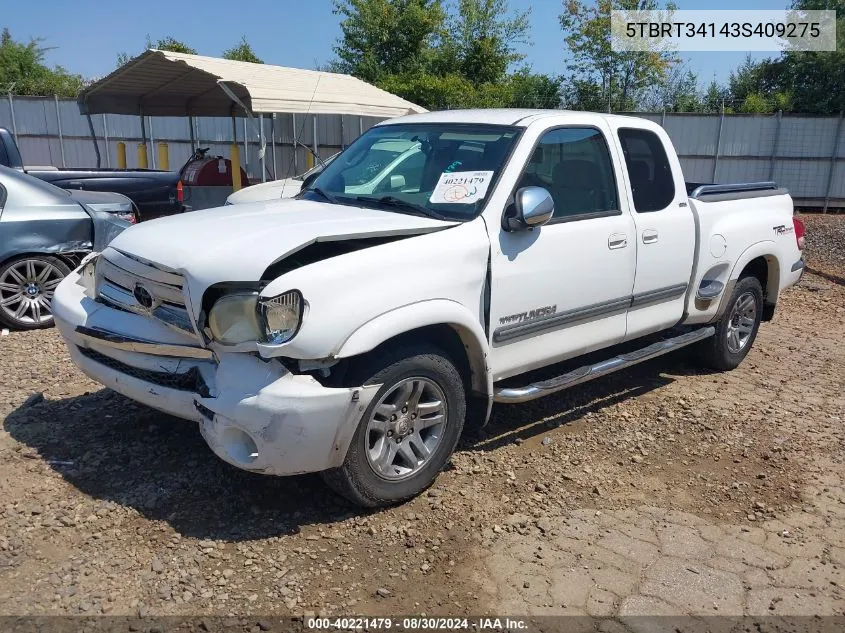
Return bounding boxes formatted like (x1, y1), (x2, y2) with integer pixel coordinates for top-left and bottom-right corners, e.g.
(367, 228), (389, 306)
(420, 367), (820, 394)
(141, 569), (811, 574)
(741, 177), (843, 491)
(1, 274), (843, 618)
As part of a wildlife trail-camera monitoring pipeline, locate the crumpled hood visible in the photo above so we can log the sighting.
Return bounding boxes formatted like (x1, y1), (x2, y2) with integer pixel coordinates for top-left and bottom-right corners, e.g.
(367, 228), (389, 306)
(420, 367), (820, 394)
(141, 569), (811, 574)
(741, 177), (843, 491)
(105, 198), (456, 309)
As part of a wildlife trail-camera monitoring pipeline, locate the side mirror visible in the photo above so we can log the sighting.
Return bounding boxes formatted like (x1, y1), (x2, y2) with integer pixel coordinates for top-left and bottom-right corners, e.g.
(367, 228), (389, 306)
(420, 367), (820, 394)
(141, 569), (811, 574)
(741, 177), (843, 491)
(389, 174), (406, 190)
(503, 186), (554, 231)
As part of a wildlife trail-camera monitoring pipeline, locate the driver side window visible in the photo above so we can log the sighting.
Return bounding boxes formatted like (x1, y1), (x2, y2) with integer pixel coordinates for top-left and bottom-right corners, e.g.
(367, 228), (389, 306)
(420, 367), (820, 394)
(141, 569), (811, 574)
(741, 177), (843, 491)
(518, 128), (619, 221)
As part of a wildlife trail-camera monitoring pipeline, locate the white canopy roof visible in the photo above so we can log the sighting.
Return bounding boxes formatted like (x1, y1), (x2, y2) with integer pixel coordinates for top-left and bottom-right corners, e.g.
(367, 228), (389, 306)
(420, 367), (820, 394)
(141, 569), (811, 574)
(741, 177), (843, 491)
(78, 49), (427, 119)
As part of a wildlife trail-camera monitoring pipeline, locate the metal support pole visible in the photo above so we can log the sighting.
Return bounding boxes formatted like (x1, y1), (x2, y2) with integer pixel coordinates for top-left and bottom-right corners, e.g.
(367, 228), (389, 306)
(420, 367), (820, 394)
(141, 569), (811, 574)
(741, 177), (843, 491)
(340, 114), (344, 151)
(712, 102), (725, 183)
(259, 113), (266, 182)
(823, 111), (844, 213)
(243, 118), (249, 179)
(103, 114), (111, 168)
(271, 113), (277, 180)
(292, 113), (298, 174)
(7, 93), (18, 144)
(140, 113), (148, 168)
(54, 95), (66, 168)
(358, 116), (363, 136)
(230, 115), (242, 191)
(41, 99), (54, 166)
(149, 116), (156, 169)
(86, 113), (101, 168)
(312, 116), (318, 161)
(661, 107), (666, 128)
(188, 116), (196, 152)
(768, 110), (782, 182)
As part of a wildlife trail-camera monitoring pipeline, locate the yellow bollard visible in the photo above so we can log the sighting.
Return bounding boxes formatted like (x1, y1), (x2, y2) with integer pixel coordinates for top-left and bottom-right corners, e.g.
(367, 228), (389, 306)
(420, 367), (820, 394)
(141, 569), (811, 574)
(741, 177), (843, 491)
(116, 142), (127, 169)
(230, 144), (242, 191)
(305, 151), (314, 170)
(157, 142), (169, 171)
(137, 143), (148, 169)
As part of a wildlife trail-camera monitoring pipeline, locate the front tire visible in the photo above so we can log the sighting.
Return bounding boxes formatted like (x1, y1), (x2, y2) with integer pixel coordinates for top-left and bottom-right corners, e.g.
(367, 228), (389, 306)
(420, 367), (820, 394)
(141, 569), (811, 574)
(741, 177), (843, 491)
(0, 255), (70, 330)
(698, 276), (763, 371)
(322, 344), (466, 508)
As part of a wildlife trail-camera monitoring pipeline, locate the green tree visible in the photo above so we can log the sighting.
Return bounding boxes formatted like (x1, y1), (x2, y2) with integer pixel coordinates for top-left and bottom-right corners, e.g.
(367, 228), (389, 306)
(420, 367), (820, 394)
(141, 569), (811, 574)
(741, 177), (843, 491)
(507, 69), (562, 108)
(438, 0), (531, 85)
(641, 65), (701, 112)
(332, 0), (446, 84)
(775, 0), (844, 114)
(145, 35), (197, 54)
(703, 80), (726, 113)
(0, 28), (85, 97)
(738, 92), (774, 114)
(559, 0), (678, 112)
(331, 0), (534, 109)
(222, 36), (263, 63)
(726, 55), (790, 113)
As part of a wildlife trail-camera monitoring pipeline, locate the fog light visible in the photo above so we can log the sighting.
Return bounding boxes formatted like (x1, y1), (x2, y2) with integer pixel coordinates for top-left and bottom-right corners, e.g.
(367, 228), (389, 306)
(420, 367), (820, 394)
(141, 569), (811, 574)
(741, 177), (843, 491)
(221, 427), (258, 465)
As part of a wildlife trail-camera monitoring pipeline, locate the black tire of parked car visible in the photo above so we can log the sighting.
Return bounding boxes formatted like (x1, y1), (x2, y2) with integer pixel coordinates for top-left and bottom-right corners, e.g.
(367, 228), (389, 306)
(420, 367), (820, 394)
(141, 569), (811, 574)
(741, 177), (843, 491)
(0, 254), (71, 330)
(697, 275), (764, 371)
(321, 343), (466, 508)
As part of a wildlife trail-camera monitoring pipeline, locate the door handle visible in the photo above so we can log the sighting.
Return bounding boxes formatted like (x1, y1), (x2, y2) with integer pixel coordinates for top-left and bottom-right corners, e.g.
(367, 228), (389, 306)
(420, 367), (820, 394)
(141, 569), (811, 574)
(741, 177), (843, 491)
(608, 233), (628, 249)
(642, 230), (659, 244)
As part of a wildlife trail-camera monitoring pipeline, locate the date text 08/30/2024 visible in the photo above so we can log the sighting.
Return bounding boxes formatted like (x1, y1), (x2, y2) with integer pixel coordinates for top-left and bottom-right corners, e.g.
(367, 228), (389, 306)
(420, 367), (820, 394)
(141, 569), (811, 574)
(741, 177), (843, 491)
(306, 617), (529, 630)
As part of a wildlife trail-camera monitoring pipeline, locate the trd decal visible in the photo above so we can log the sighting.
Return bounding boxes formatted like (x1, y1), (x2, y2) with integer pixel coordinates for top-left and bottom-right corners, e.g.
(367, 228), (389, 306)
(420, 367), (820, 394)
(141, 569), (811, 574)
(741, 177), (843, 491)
(773, 224), (794, 236)
(499, 305), (557, 325)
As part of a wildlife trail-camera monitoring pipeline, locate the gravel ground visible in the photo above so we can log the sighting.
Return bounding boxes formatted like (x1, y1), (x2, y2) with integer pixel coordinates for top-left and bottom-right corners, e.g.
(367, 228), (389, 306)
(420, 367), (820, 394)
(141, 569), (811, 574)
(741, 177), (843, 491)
(800, 212), (845, 280)
(1, 245), (844, 620)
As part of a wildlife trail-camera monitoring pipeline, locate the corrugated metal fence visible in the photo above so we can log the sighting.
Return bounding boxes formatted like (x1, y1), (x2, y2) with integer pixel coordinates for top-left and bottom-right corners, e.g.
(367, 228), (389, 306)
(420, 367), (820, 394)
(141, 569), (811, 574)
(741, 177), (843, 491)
(0, 95), (384, 181)
(1, 96), (843, 209)
(636, 112), (845, 211)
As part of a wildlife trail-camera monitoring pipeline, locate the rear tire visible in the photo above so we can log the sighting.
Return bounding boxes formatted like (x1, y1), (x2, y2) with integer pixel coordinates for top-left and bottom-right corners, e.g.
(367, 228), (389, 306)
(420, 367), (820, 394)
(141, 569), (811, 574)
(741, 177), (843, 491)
(0, 255), (70, 330)
(322, 343), (466, 508)
(698, 276), (763, 371)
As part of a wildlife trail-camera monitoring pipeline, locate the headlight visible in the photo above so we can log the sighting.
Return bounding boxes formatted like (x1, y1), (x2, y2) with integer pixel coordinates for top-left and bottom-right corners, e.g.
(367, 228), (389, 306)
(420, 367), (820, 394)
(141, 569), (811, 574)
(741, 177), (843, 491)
(258, 290), (303, 344)
(208, 293), (262, 344)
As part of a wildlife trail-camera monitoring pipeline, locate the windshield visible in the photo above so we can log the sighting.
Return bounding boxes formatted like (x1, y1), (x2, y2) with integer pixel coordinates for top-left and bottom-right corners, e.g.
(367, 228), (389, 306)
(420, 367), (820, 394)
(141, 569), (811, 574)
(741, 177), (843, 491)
(299, 123), (521, 221)
(295, 152), (338, 181)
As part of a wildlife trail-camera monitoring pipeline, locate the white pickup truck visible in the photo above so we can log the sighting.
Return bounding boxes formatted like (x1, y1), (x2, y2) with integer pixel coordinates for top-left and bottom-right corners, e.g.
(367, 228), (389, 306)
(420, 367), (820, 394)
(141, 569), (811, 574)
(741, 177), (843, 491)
(52, 109), (806, 507)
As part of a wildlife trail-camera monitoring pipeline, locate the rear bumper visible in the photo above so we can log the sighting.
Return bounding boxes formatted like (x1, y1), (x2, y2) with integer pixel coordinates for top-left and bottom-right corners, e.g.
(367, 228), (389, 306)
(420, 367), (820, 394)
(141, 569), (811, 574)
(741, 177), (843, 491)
(52, 272), (379, 476)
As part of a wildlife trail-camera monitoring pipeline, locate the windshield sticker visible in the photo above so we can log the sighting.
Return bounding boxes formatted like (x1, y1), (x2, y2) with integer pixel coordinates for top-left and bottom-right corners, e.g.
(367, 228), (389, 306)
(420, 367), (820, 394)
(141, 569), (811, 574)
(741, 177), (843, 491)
(429, 171), (494, 204)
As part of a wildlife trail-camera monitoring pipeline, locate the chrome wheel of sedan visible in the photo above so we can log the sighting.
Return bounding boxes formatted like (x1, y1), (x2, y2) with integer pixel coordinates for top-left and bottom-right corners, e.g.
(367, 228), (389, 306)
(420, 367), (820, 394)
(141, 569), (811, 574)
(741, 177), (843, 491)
(365, 377), (448, 481)
(726, 291), (757, 353)
(0, 257), (67, 328)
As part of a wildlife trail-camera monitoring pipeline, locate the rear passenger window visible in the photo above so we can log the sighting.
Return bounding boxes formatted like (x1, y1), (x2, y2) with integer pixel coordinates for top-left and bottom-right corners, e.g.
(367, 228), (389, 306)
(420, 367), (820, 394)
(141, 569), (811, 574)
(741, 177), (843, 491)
(617, 128), (675, 212)
(517, 128), (619, 220)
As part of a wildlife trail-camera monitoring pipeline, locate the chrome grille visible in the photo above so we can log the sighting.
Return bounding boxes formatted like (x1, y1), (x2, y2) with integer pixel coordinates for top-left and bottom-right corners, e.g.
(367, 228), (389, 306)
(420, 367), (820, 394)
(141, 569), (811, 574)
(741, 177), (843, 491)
(95, 251), (197, 338)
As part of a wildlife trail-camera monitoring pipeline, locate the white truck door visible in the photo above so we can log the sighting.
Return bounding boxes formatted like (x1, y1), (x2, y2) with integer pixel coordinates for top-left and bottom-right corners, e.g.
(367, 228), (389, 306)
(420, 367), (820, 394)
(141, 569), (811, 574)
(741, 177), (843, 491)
(613, 125), (696, 339)
(488, 125), (637, 381)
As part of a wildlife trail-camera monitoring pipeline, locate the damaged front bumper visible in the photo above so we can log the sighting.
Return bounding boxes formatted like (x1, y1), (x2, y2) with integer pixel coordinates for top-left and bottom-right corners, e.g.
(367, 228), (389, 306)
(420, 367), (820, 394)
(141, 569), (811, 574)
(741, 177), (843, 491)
(52, 271), (380, 476)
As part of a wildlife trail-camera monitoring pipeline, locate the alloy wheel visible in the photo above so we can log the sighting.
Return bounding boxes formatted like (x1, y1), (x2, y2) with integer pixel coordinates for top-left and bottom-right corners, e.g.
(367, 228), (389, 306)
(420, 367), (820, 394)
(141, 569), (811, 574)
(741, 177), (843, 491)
(0, 259), (64, 326)
(365, 377), (448, 481)
(726, 291), (757, 353)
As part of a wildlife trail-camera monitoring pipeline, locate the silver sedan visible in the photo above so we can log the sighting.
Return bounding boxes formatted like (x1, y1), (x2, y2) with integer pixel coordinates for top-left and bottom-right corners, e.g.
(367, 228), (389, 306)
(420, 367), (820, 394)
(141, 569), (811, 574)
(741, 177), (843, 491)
(0, 165), (136, 329)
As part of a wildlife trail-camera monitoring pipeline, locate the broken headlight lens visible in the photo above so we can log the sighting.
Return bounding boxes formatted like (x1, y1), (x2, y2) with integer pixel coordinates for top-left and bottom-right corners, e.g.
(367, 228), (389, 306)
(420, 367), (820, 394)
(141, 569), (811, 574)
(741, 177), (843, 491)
(258, 290), (303, 344)
(208, 293), (262, 344)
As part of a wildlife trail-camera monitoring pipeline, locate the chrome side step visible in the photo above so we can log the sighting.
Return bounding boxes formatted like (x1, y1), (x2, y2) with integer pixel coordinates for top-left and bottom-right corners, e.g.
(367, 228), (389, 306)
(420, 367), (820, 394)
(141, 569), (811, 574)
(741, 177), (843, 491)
(493, 326), (715, 404)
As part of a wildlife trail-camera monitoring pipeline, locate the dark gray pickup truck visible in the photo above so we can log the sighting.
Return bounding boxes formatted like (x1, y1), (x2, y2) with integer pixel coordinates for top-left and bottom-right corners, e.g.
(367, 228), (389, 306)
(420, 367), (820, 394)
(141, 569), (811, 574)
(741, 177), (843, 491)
(0, 127), (184, 221)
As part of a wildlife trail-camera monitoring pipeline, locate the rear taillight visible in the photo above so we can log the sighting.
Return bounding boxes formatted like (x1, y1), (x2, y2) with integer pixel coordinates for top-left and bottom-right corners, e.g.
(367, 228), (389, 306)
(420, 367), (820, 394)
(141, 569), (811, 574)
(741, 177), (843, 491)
(793, 216), (805, 250)
(176, 180), (184, 203)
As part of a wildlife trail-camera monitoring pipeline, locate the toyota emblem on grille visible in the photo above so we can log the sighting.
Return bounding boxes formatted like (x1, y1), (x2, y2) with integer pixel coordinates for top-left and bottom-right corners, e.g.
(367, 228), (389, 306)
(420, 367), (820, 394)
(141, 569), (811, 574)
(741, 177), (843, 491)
(133, 284), (155, 310)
